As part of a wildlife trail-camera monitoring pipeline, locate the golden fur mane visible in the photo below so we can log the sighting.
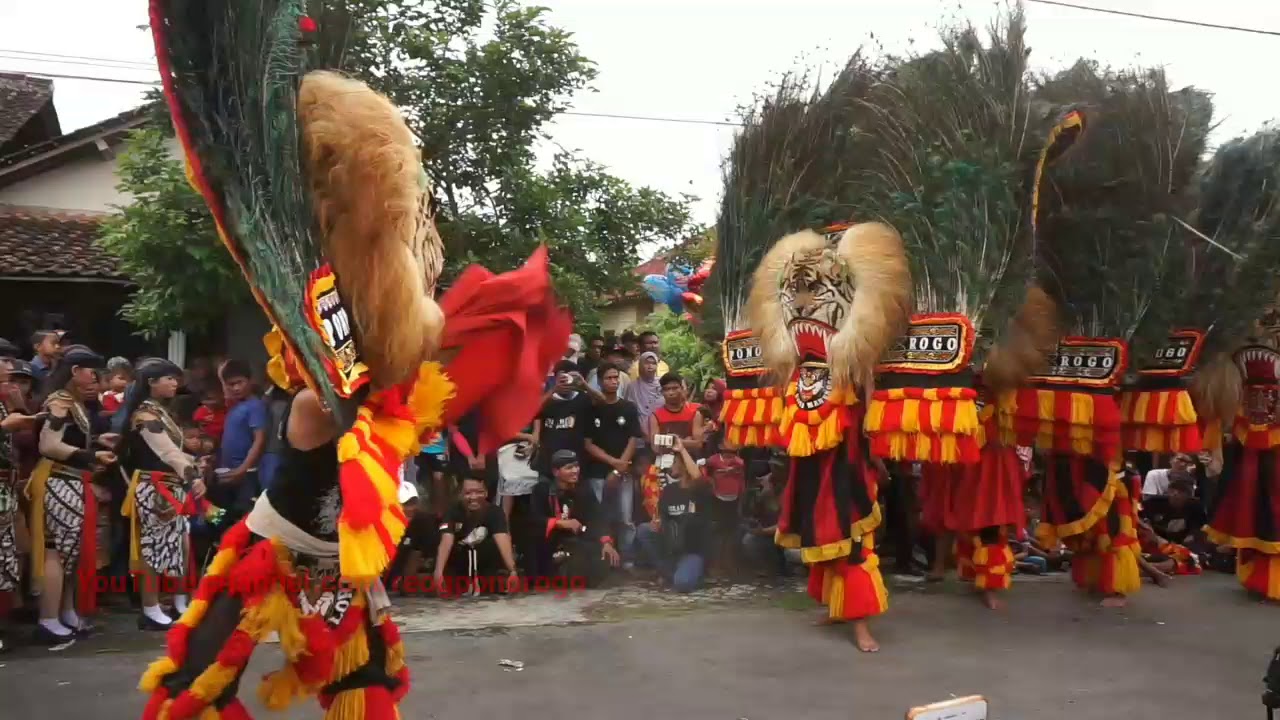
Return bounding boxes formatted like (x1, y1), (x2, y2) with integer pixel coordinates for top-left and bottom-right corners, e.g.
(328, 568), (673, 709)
(298, 70), (445, 389)
(748, 222), (912, 390)
(981, 285), (1062, 393)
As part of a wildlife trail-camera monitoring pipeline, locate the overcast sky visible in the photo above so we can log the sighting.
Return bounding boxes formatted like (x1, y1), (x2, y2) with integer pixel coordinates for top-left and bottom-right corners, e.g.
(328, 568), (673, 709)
(2, 0), (1279, 228)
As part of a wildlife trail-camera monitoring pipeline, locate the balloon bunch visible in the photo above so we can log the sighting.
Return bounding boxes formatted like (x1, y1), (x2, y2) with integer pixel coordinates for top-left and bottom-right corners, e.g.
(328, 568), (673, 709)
(642, 258), (714, 321)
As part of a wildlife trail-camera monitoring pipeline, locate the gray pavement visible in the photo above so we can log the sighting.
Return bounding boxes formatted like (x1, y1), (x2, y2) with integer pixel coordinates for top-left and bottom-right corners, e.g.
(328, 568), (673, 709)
(0, 573), (1273, 719)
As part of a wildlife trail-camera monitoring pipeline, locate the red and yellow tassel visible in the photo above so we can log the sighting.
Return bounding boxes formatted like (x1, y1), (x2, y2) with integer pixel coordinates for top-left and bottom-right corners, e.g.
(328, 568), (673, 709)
(864, 387), (981, 464)
(778, 383), (857, 457)
(337, 362), (454, 585)
(719, 387), (783, 448)
(997, 387), (1122, 463)
(1119, 388), (1201, 453)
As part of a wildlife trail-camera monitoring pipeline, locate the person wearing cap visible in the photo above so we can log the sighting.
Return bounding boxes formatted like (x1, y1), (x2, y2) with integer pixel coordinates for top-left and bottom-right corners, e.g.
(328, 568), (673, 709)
(118, 358), (207, 631)
(29, 344), (118, 646)
(530, 449), (619, 586)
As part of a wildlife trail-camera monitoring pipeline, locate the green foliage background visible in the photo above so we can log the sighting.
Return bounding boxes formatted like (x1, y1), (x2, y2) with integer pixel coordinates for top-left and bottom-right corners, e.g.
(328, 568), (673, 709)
(100, 0), (699, 338)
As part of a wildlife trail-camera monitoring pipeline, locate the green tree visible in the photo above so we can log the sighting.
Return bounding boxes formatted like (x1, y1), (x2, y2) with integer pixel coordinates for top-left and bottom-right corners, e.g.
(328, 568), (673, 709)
(107, 1), (696, 336)
(97, 126), (248, 338)
(321, 0), (699, 328)
(641, 308), (722, 392)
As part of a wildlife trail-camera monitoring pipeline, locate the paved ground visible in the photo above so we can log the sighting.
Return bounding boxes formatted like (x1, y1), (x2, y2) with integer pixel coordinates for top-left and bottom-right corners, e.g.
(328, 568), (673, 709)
(0, 572), (1273, 719)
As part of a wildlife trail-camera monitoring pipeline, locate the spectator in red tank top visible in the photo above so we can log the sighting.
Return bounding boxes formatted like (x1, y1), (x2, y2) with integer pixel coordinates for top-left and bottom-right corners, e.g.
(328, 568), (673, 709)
(646, 372), (704, 455)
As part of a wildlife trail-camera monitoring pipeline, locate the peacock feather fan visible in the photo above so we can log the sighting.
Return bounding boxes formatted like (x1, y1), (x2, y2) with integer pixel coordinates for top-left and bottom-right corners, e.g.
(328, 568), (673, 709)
(1183, 128), (1280, 421)
(1031, 61), (1212, 352)
(150, 0), (339, 407)
(711, 54), (887, 336)
(150, 0), (445, 430)
(853, 9), (1042, 379)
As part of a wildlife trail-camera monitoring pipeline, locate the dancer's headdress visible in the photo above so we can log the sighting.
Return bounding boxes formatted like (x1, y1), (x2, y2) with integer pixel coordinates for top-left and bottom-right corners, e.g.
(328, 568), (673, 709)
(857, 11), (1055, 463)
(1003, 62), (1212, 463)
(149, 0), (452, 582)
(1174, 130), (1280, 448)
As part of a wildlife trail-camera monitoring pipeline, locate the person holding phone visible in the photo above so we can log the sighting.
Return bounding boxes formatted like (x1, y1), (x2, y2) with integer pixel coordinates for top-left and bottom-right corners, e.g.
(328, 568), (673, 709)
(530, 360), (596, 479)
(635, 435), (711, 591)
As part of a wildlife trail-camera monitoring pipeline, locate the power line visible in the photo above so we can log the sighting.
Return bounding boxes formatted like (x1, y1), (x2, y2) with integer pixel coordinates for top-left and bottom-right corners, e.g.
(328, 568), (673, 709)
(7, 69), (745, 127)
(1025, 0), (1280, 36)
(8, 70), (158, 86)
(0, 54), (160, 73)
(0, 48), (155, 67)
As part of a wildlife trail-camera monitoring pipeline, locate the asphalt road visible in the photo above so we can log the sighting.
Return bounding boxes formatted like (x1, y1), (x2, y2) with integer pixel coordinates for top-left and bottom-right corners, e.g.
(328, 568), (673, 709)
(0, 574), (1272, 719)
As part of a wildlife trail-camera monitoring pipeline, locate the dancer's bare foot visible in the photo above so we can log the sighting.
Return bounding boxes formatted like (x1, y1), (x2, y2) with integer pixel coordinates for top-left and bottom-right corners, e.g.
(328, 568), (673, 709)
(852, 619), (879, 652)
(1150, 570), (1171, 588)
(1100, 594), (1127, 608)
(981, 590), (1004, 610)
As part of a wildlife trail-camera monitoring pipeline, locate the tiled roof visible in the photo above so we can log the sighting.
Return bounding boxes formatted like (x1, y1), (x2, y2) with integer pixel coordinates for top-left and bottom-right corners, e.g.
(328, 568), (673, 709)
(0, 206), (125, 281)
(0, 73), (54, 147)
(0, 105), (149, 171)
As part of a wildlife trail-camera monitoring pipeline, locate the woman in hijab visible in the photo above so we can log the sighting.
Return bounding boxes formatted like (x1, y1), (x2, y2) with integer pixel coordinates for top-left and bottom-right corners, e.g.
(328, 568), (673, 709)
(624, 352), (664, 430)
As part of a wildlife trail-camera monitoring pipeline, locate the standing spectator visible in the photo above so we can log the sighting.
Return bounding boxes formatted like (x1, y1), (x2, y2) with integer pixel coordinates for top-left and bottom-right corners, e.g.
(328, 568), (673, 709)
(193, 387), (227, 449)
(620, 330), (640, 367)
(530, 450), (620, 585)
(701, 378), (726, 422)
(27, 330), (61, 386)
(629, 331), (670, 380)
(449, 412), (500, 501)
(625, 353), (665, 433)
(704, 438), (745, 573)
(584, 363), (642, 561)
(647, 372), (704, 454)
(636, 437), (712, 592)
(210, 361), (266, 524)
(1142, 453), (1192, 498)
(588, 345), (630, 394)
(258, 387), (290, 493)
(578, 335), (605, 379)
(531, 361), (595, 479)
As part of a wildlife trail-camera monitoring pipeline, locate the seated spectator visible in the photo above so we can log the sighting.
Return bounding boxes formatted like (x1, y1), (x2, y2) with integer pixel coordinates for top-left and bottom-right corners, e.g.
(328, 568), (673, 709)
(636, 437), (712, 592)
(1142, 453), (1192, 498)
(433, 476), (520, 597)
(386, 470), (437, 594)
(1138, 520), (1202, 577)
(741, 456), (797, 576)
(1141, 472), (1207, 549)
(530, 450), (620, 586)
(704, 436), (745, 574)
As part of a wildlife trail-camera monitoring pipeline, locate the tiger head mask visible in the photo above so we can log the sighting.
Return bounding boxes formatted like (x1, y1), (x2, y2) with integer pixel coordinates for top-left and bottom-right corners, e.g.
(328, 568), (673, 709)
(748, 222), (912, 392)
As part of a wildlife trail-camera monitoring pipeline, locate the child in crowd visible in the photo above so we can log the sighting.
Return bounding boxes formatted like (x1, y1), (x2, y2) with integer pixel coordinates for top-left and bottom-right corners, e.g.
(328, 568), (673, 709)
(193, 386), (226, 448)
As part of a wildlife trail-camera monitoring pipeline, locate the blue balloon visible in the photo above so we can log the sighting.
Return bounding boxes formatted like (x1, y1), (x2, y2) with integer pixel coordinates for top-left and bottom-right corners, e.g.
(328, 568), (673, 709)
(642, 273), (684, 312)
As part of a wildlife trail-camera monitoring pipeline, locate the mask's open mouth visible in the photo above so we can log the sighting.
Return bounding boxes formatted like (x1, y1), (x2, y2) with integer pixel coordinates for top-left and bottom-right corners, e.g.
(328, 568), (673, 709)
(788, 318), (836, 361)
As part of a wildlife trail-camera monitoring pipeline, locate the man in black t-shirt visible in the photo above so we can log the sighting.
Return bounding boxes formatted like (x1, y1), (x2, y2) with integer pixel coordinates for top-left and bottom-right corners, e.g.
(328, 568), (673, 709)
(584, 363), (643, 562)
(635, 436), (711, 592)
(530, 450), (620, 585)
(1141, 472), (1208, 549)
(433, 477), (520, 596)
(532, 360), (594, 478)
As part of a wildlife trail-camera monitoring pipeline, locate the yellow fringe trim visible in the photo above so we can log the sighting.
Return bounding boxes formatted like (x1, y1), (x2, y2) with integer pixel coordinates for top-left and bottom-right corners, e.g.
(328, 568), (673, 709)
(776, 503), (883, 564)
(1205, 526), (1280, 554)
(1035, 463), (1121, 547)
(337, 362), (455, 584)
(1238, 552), (1280, 600)
(324, 689), (367, 720)
(139, 656), (179, 692)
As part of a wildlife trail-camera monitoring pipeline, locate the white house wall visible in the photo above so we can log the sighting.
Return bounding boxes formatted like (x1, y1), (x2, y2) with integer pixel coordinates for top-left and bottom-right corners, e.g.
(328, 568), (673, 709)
(0, 135), (181, 213)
